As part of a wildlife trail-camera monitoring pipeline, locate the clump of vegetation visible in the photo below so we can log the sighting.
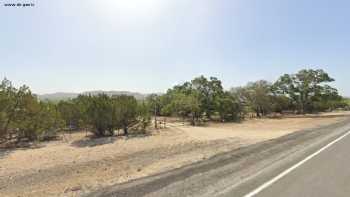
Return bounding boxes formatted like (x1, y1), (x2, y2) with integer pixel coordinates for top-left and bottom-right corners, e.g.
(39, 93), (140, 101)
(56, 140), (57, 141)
(0, 68), (348, 144)
(0, 79), (63, 144)
(157, 76), (242, 124)
(273, 69), (344, 113)
(57, 94), (151, 137)
(148, 69), (348, 124)
(344, 98), (350, 110)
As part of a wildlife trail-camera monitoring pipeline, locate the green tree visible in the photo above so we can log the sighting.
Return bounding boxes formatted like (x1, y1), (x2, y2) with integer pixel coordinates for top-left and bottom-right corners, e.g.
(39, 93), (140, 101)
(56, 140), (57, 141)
(57, 100), (81, 129)
(274, 69), (335, 113)
(146, 94), (161, 128)
(86, 94), (113, 136)
(112, 95), (138, 135)
(236, 80), (273, 117)
(137, 101), (151, 131)
(0, 78), (61, 142)
(16, 101), (60, 141)
(310, 85), (343, 112)
(0, 78), (15, 140)
(191, 76), (224, 119)
(165, 92), (200, 125)
(217, 91), (243, 121)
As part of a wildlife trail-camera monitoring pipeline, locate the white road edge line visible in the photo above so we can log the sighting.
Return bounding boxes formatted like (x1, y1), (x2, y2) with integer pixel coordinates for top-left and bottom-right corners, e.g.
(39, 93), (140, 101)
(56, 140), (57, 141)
(243, 129), (350, 197)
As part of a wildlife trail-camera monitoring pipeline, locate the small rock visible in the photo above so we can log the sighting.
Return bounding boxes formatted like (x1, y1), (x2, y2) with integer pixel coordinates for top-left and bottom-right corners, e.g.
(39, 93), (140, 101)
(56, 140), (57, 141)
(71, 186), (82, 191)
(64, 188), (69, 193)
(137, 168), (142, 172)
(64, 185), (82, 193)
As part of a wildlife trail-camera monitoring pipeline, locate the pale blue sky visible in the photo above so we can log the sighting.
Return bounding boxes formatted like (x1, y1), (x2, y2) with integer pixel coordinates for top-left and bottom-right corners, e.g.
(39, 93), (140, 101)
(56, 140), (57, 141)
(1, 0), (349, 96)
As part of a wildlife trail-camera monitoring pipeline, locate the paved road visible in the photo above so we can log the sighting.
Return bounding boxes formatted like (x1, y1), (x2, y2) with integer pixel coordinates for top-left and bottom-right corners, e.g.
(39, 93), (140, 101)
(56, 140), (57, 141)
(249, 130), (350, 197)
(87, 119), (350, 197)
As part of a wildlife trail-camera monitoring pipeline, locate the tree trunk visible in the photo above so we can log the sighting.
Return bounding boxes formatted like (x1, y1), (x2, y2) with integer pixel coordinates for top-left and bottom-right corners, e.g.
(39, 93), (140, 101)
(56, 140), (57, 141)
(124, 127), (128, 136)
(256, 110), (261, 118)
(191, 113), (196, 126)
(154, 105), (158, 129)
(260, 106), (265, 117)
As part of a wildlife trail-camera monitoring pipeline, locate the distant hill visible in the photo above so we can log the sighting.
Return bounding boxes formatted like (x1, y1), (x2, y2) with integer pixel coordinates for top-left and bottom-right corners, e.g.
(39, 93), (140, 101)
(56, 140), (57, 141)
(83, 90), (147, 100)
(38, 92), (78, 101)
(38, 91), (149, 101)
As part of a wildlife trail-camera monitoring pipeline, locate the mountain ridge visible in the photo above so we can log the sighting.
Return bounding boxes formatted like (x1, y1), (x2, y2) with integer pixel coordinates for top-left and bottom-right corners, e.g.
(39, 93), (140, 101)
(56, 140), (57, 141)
(38, 90), (150, 101)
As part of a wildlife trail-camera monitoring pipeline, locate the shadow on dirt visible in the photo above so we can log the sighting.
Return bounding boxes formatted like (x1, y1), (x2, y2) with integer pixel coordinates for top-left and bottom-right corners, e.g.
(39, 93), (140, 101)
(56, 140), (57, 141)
(71, 136), (117, 148)
(0, 149), (12, 159)
(0, 142), (45, 159)
(124, 133), (152, 141)
(71, 131), (152, 148)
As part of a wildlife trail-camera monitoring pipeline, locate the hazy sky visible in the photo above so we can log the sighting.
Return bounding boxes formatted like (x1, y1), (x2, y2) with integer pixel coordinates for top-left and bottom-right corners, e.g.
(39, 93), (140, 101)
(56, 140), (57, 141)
(1, 0), (349, 96)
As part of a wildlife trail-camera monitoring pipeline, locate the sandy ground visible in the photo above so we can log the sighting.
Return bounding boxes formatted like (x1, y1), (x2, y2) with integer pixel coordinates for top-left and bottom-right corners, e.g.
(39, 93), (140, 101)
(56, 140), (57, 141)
(0, 112), (349, 197)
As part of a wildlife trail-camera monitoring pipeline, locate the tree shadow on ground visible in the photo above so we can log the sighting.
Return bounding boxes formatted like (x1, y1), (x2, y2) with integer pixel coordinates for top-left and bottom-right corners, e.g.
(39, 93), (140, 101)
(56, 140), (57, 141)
(0, 142), (45, 159)
(280, 113), (350, 119)
(0, 149), (12, 159)
(124, 133), (152, 141)
(71, 131), (153, 147)
(70, 136), (117, 148)
(114, 129), (153, 140)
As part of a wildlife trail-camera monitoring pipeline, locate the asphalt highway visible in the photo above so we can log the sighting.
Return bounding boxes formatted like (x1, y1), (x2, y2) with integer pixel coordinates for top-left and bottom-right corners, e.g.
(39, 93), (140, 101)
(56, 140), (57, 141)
(245, 129), (350, 197)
